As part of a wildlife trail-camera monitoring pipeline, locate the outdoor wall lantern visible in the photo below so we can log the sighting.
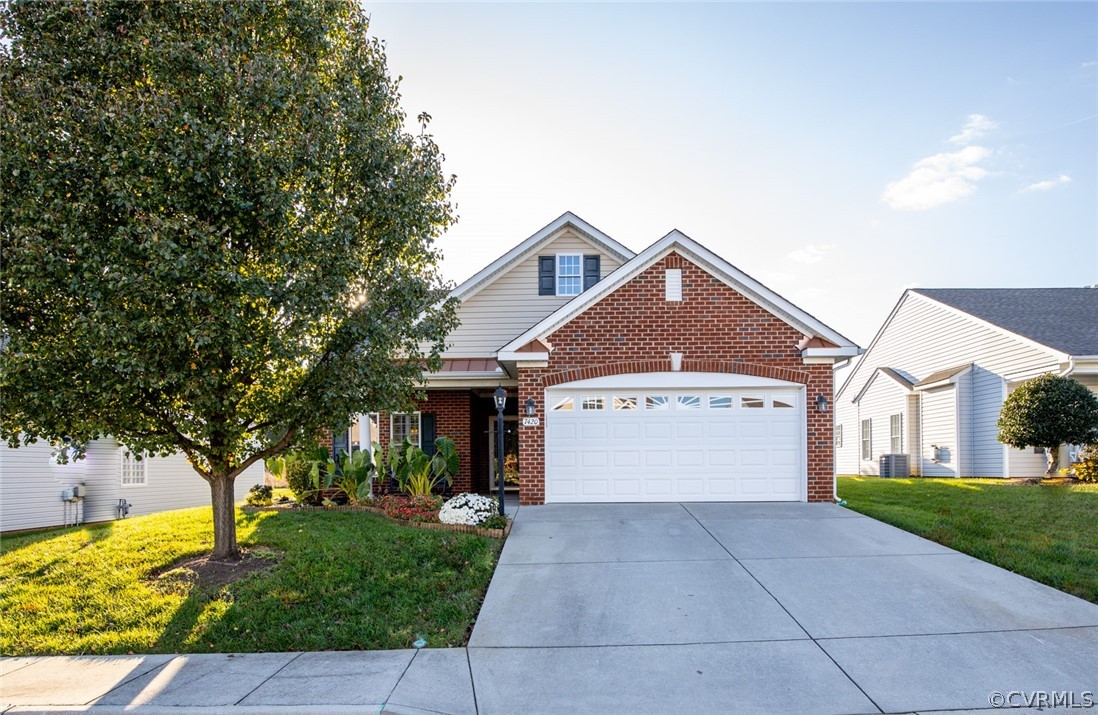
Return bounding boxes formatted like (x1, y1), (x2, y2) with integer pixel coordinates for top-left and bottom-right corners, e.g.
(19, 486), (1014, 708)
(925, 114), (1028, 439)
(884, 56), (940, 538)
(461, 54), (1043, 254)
(524, 397), (536, 416)
(493, 385), (507, 516)
(816, 394), (829, 413)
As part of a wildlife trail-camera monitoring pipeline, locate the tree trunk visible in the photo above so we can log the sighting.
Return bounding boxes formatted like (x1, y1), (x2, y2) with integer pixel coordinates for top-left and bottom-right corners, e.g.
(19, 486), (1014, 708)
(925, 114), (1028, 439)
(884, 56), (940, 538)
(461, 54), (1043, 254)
(210, 473), (241, 560)
(1045, 446), (1060, 478)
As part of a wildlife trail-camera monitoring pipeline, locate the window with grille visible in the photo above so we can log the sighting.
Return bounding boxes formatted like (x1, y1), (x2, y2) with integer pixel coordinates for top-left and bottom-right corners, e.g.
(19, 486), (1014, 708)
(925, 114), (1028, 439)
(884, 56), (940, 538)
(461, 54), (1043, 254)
(391, 413), (421, 448)
(890, 414), (903, 453)
(860, 419), (872, 461)
(120, 450), (147, 486)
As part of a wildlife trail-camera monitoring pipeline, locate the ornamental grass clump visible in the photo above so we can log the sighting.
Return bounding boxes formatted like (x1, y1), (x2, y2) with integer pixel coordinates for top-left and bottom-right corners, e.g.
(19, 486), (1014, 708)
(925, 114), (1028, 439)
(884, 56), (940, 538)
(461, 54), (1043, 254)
(439, 493), (498, 526)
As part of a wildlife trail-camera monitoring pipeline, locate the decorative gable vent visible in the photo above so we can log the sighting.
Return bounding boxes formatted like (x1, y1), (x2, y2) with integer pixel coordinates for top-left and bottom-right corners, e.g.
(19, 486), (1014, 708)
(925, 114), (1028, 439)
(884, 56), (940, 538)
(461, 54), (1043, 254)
(665, 269), (682, 301)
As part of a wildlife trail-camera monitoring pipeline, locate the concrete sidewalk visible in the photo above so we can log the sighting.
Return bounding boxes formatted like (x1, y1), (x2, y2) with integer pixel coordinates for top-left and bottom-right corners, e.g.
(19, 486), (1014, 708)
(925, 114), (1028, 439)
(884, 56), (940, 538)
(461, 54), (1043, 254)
(1, 649), (474, 713)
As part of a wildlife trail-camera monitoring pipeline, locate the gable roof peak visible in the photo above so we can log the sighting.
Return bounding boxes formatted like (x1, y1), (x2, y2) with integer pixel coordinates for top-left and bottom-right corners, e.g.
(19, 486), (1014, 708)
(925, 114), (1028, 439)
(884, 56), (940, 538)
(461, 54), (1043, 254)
(448, 211), (635, 302)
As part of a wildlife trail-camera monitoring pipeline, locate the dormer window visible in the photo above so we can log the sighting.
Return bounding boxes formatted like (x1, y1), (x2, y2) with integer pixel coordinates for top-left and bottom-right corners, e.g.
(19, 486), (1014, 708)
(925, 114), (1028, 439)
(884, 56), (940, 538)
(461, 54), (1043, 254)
(538, 253), (601, 296)
(556, 254), (582, 296)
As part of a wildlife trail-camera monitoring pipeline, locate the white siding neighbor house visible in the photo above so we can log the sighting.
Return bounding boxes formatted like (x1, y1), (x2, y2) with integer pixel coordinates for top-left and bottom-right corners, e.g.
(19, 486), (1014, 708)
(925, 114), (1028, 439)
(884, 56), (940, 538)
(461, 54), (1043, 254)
(836, 287), (1098, 478)
(1, 439), (264, 533)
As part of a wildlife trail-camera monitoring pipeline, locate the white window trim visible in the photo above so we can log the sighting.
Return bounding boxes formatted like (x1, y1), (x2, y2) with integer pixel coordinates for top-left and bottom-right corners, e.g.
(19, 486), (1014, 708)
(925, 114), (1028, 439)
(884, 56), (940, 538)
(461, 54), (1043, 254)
(556, 253), (582, 297)
(860, 419), (872, 461)
(120, 449), (148, 487)
(390, 411), (422, 448)
(890, 413), (903, 453)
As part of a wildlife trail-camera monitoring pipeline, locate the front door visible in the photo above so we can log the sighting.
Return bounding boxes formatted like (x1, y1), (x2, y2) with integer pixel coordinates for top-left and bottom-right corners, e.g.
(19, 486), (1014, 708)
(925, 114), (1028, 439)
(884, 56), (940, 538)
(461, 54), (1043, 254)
(489, 416), (520, 492)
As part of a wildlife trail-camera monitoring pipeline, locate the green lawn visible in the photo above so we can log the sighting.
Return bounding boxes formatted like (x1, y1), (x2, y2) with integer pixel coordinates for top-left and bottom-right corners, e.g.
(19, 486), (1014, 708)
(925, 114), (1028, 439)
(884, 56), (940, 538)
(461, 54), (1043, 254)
(0, 506), (501, 656)
(838, 477), (1098, 603)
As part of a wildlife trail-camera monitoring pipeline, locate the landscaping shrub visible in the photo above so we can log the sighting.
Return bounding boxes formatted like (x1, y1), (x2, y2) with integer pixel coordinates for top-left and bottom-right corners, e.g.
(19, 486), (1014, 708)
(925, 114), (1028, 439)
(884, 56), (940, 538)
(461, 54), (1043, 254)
(1074, 445), (1098, 483)
(376, 494), (443, 522)
(284, 457), (321, 505)
(439, 493), (498, 526)
(481, 514), (508, 530)
(245, 484), (273, 507)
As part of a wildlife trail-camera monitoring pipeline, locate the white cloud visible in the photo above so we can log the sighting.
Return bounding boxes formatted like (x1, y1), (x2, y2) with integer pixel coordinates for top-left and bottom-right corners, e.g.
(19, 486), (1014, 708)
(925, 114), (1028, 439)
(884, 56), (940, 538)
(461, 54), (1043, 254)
(947, 114), (998, 144)
(786, 244), (835, 264)
(1021, 174), (1071, 192)
(881, 145), (993, 211)
(1082, 61), (1097, 68)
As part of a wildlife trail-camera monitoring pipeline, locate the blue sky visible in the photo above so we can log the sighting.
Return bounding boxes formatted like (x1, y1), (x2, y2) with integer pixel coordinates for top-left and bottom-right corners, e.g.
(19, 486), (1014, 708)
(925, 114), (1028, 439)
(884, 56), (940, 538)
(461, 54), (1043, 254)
(366, 2), (1097, 348)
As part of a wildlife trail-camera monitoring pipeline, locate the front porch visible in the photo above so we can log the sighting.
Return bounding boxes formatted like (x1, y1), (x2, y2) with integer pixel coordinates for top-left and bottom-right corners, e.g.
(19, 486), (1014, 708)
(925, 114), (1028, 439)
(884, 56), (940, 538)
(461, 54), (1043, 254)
(332, 386), (523, 498)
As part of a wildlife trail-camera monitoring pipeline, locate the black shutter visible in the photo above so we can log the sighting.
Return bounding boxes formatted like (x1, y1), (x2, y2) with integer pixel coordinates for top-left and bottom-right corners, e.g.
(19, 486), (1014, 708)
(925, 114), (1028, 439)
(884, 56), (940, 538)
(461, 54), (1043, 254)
(538, 256), (555, 295)
(583, 255), (601, 290)
(420, 413), (437, 456)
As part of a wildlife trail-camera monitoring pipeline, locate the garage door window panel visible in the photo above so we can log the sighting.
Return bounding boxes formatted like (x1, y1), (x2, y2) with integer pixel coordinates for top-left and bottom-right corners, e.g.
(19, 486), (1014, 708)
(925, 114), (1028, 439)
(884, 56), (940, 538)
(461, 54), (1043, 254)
(613, 396), (638, 411)
(645, 395), (670, 410)
(709, 395), (733, 409)
(582, 396), (605, 411)
(552, 396), (574, 411)
(676, 395), (701, 409)
(741, 395), (765, 409)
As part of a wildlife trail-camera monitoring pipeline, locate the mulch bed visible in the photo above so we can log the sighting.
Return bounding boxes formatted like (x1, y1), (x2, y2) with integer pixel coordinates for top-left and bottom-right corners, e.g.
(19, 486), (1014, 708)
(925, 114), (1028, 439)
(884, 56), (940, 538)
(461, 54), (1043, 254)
(243, 503), (512, 539)
(148, 546), (282, 591)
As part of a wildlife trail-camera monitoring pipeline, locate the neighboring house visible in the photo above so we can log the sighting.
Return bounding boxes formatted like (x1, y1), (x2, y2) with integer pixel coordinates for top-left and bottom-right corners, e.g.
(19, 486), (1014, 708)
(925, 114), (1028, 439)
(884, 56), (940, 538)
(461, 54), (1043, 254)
(835, 287), (1098, 478)
(0, 439), (264, 533)
(333, 212), (861, 504)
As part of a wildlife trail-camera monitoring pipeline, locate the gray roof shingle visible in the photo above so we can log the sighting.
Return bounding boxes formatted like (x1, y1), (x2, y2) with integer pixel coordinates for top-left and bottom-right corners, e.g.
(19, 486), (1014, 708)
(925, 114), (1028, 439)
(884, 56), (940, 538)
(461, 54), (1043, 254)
(912, 287), (1098, 357)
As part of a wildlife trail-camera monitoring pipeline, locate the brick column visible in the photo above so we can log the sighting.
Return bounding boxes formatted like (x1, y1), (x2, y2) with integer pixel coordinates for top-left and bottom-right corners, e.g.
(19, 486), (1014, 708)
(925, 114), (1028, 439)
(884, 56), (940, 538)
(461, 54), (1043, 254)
(517, 365), (547, 505)
(804, 364), (835, 502)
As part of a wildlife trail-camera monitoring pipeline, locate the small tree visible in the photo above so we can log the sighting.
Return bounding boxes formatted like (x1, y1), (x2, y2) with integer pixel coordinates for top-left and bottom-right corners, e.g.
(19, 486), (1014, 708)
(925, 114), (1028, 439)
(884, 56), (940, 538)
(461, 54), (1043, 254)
(0, 1), (457, 559)
(997, 374), (1098, 476)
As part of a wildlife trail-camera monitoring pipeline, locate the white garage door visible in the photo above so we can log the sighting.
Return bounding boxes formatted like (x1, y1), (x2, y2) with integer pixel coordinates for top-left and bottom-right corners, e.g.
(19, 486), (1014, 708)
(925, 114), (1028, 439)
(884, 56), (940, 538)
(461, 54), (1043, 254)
(545, 373), (805, 503)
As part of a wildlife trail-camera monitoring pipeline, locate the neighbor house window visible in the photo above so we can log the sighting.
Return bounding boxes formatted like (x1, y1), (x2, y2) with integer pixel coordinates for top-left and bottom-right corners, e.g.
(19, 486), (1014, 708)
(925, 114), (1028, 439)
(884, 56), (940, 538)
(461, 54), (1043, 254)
(835, 424), (843, 448)
(556, 254), (582, 296)
(120, 450), (147, 486)
(860, 419), (872, 460)
(890, 414), (903, 453)
(391, 412), (421, 448)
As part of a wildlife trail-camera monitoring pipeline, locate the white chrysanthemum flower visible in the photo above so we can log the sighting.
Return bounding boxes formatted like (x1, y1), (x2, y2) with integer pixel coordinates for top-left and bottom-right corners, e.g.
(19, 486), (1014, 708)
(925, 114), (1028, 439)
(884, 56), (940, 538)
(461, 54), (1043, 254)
(439, 493), (498, 526)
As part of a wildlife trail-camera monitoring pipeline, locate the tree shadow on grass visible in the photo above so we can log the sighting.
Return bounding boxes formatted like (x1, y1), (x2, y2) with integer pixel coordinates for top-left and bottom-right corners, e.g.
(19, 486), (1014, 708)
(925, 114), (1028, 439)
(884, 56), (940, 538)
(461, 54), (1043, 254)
(150, 507), (502, 654)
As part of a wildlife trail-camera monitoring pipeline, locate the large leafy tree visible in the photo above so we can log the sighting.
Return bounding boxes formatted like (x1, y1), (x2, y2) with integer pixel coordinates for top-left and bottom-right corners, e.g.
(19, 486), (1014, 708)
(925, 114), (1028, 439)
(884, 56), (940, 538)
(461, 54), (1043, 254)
(997, 373), (1098, 477)
(0, 0), (458, 558)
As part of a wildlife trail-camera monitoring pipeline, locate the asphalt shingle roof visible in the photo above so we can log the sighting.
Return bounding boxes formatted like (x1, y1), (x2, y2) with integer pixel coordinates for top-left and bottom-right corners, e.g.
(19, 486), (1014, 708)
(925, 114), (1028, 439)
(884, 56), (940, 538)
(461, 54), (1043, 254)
(912, 287), (1098, 357)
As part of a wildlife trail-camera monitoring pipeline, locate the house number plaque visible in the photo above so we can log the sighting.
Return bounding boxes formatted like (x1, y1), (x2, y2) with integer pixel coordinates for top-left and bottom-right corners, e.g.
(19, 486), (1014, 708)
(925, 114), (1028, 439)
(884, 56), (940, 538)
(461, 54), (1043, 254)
(521, 417), (540, 427)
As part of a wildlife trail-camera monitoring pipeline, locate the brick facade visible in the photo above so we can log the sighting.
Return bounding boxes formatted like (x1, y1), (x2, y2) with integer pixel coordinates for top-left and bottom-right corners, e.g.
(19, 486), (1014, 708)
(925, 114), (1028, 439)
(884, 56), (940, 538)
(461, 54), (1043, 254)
(373, 391), (475, 494)
(517, 251), (836, 505)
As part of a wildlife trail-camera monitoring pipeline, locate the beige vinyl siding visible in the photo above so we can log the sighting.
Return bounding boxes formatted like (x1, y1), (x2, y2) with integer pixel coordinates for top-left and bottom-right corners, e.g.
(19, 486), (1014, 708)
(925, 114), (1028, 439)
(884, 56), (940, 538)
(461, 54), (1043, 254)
(1, 438), (263, 533)
(444, 228), (622, 357)
(920, 386), (958, 477)
(835, 293), (1060, 479)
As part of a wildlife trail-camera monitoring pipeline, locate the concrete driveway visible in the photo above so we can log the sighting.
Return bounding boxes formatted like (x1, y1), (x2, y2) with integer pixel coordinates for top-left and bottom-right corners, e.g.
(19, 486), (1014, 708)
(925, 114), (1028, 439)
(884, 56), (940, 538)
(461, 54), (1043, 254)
(468, 502), (1098, 714)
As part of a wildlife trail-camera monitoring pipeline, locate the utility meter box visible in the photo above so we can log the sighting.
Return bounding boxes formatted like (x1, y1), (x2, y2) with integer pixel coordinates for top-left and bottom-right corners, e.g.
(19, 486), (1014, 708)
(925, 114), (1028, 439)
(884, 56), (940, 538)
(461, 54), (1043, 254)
(72, 484), (87, 498)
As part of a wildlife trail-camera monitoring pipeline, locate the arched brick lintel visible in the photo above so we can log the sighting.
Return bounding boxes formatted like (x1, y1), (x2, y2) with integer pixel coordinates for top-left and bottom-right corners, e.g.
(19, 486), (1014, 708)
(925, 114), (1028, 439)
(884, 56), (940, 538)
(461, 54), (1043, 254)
(539, 359), (810, 388)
